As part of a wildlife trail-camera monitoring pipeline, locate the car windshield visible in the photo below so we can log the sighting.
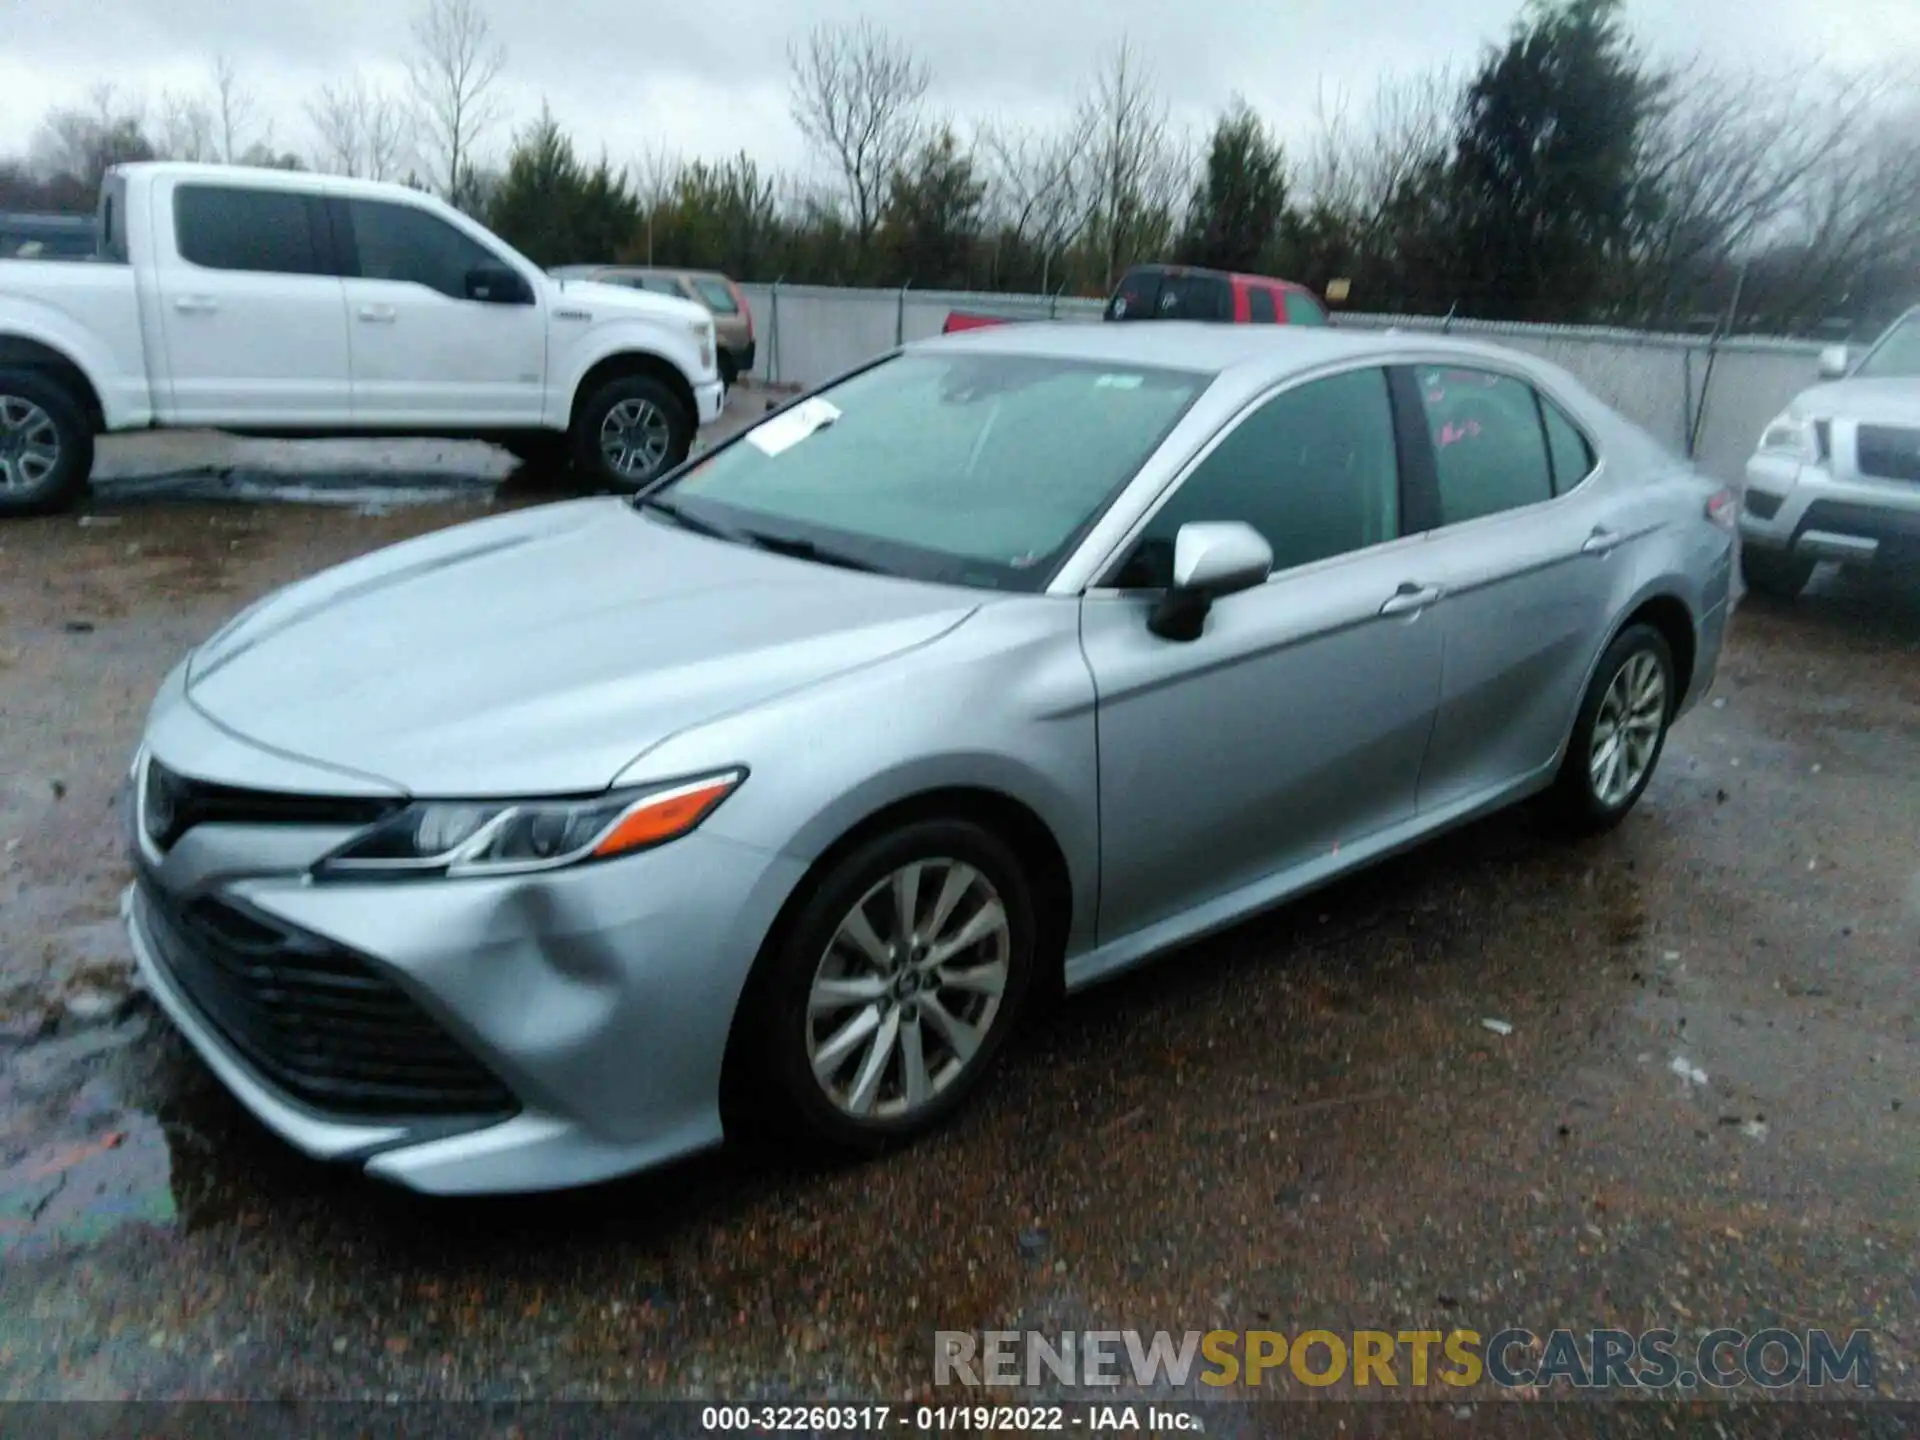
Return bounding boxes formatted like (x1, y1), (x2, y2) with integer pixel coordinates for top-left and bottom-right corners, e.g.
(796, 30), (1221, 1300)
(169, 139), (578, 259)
(647, 352), (1209, 591)
(1854, 314), (1920, 379)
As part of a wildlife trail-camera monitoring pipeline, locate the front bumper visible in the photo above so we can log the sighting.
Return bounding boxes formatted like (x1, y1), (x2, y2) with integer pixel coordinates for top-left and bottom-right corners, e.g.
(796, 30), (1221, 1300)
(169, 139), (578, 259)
(694, 376), (726, 425)
(1741, 455), (1920, 566)
(126, 765), (806, 1195)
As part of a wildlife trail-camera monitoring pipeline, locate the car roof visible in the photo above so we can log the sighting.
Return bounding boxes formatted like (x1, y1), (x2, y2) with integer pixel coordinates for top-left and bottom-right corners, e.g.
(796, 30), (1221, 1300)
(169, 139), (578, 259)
(910, 319), (1503, 378)
(107, 160), (435, 206)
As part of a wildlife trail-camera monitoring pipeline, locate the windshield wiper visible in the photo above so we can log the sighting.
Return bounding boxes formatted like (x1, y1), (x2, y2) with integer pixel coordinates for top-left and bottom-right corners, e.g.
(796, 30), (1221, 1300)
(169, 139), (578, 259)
(636, 495), (749, 542)
(741, 530), (889, 575)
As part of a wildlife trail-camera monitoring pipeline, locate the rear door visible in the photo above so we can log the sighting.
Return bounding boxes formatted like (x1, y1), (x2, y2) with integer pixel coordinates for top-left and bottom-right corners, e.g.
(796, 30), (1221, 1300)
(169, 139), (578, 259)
(1395, 362), (1627, 811)
(151, 178), (352, 425)
(1080, 364), (1445, 943)
(332, 195), (547, 426)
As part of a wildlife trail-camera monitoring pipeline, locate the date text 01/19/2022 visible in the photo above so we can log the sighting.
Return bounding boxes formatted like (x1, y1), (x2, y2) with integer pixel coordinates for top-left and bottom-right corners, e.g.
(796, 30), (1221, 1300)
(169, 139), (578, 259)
(698, 1403), (1200, 1431)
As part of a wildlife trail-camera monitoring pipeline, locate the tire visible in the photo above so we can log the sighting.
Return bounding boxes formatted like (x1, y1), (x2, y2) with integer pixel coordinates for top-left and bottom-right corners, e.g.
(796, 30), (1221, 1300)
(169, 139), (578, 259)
(718, 352), (739, 390)
(0, 369), (93, 517)
(1741, 546), (1814, 601)
(568, 373), (691, 492)
(1540, 623), (1677, 836)
(731, 819), (1039, 1160)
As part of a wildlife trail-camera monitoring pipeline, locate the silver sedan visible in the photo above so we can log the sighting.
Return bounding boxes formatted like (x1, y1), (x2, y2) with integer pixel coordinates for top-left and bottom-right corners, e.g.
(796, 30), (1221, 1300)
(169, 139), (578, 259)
(123, 322), (1736, 1194)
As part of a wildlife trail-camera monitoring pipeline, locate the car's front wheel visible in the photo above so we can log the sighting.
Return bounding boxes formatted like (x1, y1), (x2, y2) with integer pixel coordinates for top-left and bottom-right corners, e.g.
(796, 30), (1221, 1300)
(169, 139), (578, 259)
(738, 819), (1038, 1157)
(569, 374), (692, 492)
(1542, 623), (1676, 835)
(1740, 547), (1814, 601)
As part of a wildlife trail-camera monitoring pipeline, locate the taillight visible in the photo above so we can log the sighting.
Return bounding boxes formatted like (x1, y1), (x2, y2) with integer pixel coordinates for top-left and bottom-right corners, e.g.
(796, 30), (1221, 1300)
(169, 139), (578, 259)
(736, 284), (752, 340)
(1706, 487), (1739, 530)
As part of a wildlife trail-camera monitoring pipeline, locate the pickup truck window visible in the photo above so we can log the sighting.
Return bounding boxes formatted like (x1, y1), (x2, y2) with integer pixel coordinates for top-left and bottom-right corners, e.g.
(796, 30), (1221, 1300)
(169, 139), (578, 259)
(176, 185), (323, 275)
(1283, 291), (1330, 327)
(342, 199), (504, 301)
(1248, 287), (1278, 323)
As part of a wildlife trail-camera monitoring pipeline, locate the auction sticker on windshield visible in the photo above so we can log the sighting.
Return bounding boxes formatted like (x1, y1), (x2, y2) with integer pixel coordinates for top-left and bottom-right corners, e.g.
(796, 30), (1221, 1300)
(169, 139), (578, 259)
(746, 397), (842, 457)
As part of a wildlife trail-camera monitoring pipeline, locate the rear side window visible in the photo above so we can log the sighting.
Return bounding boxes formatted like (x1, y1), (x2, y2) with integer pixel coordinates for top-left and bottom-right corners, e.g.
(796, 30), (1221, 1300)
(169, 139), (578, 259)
(1283, 291), (1329, 327)
(693, 278), (739, 313)
(343, 199), (502, 300)
(1108, 269), (1232, 322)
(1538, 395), (1596, 492)
(1415, 367), (1555, 525)
(1248, 287), (1278, 323)
(175, 185), (322, 275)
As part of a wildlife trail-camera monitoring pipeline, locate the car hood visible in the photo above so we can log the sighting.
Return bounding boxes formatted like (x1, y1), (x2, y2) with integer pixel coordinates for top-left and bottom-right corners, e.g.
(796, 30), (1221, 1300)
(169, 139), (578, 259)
(547, 277), (709, 328)
(1787, 378), (1920, 426)
(184, 499), (981, 796)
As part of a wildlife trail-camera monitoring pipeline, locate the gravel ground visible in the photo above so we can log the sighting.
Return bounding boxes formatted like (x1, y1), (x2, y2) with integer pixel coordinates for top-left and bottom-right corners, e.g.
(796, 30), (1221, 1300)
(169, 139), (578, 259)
(0, 426), (1915, 1425)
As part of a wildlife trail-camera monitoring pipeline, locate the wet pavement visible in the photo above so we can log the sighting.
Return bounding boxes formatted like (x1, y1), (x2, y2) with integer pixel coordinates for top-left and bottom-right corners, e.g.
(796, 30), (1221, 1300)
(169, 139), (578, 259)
(1, 434), (1915, 1418)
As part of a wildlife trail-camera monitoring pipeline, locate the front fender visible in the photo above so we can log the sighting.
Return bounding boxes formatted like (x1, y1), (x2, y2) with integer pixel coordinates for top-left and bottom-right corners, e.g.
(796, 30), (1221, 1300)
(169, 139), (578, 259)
(549, 319), (713, 428)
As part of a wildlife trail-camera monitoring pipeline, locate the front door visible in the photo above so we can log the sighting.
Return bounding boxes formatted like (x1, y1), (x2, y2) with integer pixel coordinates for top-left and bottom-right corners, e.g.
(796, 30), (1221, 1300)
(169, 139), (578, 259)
(154, 179), (352, 425)
(333, 196), (547, 426)
(1080, 365), (1446, 945)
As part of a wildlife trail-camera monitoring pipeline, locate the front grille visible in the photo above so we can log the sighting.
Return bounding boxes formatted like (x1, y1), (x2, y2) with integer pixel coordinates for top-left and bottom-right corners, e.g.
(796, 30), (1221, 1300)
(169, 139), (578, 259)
(142, 757), (401, 852)
(137, 877), (517, 1120)
(1856, 425), (1920, 484)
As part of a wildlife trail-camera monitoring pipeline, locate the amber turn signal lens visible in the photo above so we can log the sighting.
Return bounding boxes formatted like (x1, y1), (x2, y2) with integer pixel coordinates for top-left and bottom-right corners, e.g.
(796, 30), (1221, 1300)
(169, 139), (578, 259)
(591, 775), (741, 858)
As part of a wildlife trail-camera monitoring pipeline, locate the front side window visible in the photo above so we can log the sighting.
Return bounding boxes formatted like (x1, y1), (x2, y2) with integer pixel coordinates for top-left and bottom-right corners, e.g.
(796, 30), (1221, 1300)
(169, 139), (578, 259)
(1415, 367), (1555, 525)
(1112, 367), (1401, 588)
(175, 185), (321, 275)
(344, 199), (504, 299)
(1854, 313), (1920, 379)
(656, 353), (1209, 591)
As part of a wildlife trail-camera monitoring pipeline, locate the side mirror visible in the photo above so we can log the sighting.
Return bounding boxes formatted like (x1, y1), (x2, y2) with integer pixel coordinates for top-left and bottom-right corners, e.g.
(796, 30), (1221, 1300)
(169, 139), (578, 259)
(1148, 521), (1273, 641)
(465, 264), (532, 304)
(1817, 345), (1850, 380)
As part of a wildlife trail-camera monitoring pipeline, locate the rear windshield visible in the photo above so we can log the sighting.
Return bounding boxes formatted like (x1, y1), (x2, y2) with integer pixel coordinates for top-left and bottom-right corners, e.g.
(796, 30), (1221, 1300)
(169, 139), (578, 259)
(693, 278), (739, 314)
(1107, 269), (1232, 323)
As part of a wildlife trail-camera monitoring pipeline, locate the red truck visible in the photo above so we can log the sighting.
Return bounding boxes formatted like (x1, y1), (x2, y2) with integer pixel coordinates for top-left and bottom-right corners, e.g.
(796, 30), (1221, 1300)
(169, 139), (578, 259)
(942, 262), (1331, 334)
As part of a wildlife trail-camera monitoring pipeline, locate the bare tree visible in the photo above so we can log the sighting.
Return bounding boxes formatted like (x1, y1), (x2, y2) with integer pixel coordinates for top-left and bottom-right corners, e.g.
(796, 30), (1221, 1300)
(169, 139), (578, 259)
(632, 140), (683, 265)
(156, 91), (217, 162)
(30, 84), (153, 187)
(980, 113), (1094, 291)
(308, 72), (412, 180)
(787, 19), (930, 256)
(1298, 67), (1463, 227)
(407, 0), (508, 201)
(1072, 40), (1186, 289)
(209, 55), (261, 163)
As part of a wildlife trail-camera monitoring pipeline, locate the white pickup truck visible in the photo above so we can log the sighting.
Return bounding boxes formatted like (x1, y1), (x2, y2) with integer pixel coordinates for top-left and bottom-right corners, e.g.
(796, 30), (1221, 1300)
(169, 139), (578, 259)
(0, 161), (725, 515)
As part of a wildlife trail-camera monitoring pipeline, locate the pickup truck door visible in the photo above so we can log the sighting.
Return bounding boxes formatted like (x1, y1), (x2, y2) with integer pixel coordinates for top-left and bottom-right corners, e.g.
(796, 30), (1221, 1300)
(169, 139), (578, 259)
(153, 179), (353, 424)
(330, 196), (547, 427)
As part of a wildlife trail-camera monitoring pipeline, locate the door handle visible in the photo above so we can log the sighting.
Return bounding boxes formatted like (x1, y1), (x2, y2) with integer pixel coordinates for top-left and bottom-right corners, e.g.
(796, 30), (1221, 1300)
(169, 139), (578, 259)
(171, 295), (218, 314)
(1380, 582), (1444, 616)
(357, 304), (398, 323)
(1582, 527), (1621, 556)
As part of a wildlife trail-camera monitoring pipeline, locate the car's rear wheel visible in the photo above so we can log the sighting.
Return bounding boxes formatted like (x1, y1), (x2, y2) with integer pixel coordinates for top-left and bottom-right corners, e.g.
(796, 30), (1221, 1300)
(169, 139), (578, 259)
(736, 819), (1038, 1158)
(569, 374), (692, 492)
(1541, 623), (1676, 835)
(718, 353), (739, 390)
(1740, 547), (1814, 601)
(0, 370), (92, 517)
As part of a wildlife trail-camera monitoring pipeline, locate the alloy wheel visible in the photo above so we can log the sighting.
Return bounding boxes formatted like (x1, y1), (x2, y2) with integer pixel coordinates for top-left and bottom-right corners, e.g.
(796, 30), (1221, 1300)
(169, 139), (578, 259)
(1589, 650), (1667, 807)
(806, 858), (1012, 1121)
(598, 398), (672, 479)
(0, 395), (60, 495)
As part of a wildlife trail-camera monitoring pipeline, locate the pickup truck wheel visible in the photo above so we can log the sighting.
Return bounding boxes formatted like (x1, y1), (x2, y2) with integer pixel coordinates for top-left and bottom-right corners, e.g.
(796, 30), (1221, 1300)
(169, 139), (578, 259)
(1740, 547), (1814, 601)
(0, 371), (92, 517)
(571, 375), (691, 492)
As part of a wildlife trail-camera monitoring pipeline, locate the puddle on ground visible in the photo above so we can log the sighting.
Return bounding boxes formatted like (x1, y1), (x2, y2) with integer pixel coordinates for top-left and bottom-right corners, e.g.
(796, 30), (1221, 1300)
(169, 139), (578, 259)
(0, 1017), (178, 1260)
(92, 469), (505, 513)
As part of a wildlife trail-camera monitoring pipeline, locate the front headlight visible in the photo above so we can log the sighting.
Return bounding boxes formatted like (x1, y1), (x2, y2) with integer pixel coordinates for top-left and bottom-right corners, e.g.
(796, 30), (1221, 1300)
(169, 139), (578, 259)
(1757, 413), (1825, 463)
(313, 769), (744, 880)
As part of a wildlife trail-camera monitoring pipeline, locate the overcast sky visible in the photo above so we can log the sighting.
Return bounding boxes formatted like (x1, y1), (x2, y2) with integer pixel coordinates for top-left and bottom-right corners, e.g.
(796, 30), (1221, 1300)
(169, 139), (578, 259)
(2, 0), (1916, 184)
